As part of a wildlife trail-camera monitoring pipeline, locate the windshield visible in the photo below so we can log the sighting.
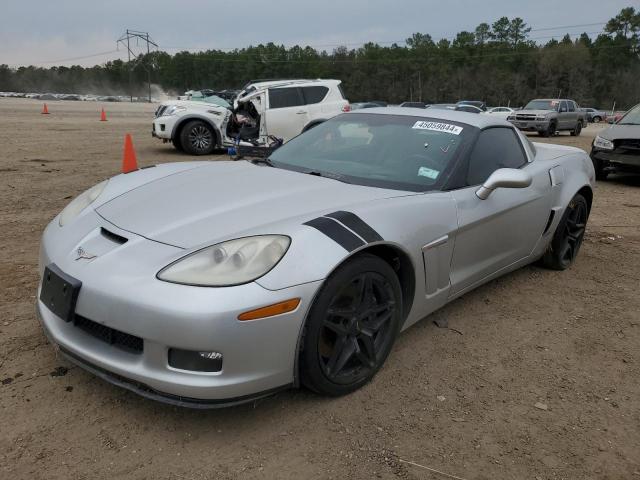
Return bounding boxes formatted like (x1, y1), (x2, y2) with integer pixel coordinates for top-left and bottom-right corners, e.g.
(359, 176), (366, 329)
(268, 113), (474, 192)
(618, 105), (640, 125)
(524, 100), (559, 111)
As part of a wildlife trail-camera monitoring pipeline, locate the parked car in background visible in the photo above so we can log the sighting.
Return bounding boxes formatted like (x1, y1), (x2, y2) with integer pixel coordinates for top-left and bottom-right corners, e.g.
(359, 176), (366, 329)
(581, 107), (606, 123)
(427, 103), (457, 110)
(153, 79), (350, 155)
(608, 111), (627, 124)
(590, 103), (640, 180)
(457, 100), (486, 111)
(455, 104), (483, 114)
(399, 101), (427, 108)
(507, 99), (586, 137)
(486, 107), (515, 120)
(352, 102), (386, 110)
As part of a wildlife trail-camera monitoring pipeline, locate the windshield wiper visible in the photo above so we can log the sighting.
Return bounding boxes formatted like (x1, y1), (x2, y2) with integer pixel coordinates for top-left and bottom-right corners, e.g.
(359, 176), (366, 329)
(249, 157), (276, 167)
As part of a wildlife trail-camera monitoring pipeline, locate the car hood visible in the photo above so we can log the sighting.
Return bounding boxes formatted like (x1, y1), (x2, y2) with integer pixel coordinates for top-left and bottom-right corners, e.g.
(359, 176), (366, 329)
(161, 99), (228, 111)
(96, 161), (408, 249)
(599, 124), (640, 140)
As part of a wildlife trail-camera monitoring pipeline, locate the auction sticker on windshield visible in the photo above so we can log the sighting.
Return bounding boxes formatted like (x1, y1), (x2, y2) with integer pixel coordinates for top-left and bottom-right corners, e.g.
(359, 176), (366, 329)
(412, 121), (463, 135)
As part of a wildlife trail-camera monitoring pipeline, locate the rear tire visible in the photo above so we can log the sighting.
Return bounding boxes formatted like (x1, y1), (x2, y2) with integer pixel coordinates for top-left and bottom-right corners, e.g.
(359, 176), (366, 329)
(542, 194), (589, 270)
(592, 116), (601, 123)
(300, 254), (402, 397)
(180, 120), (216, 155)
(571, 122), (582, 136)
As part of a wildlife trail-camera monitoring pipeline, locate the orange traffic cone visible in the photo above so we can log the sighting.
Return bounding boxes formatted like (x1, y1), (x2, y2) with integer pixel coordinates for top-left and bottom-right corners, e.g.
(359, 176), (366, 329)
(100, 108), (107, 121)
(121, 134), (138, 173)
(41, 103), (50, 114)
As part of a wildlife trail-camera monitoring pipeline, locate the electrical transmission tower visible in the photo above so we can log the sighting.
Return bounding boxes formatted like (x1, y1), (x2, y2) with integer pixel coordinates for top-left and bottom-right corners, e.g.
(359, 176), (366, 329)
(117, 29), (158, 103)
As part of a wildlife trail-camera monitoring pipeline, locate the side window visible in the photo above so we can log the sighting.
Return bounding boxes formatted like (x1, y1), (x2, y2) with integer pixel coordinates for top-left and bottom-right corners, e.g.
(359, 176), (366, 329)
(568, 101), (576, 112)
(466, 128), (528, 186)
(301, 86), (329, 105)
(268, 88), (304, 109)
(559, 100), (568, 113)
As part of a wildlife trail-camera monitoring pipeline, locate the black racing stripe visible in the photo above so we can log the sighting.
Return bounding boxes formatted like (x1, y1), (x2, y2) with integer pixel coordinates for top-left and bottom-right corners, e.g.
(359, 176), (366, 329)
(325, 211), (383, 242)
(304, 217), (365, 252)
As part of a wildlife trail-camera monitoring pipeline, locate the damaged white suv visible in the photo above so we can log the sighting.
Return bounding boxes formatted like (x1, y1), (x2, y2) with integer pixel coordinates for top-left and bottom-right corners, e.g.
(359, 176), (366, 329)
(152, 79), (351, 155)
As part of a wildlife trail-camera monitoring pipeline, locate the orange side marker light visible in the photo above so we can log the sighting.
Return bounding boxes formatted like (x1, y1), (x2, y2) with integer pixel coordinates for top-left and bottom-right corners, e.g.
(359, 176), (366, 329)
(238, 298), (301, 321)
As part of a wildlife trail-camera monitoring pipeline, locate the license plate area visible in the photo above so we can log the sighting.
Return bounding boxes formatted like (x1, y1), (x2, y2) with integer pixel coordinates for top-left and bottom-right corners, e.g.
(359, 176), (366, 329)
(40, 264), (82, 322)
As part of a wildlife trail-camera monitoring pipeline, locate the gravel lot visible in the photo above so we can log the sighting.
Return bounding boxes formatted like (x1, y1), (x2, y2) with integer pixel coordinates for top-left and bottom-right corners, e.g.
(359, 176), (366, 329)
(1, 98), (638, 480)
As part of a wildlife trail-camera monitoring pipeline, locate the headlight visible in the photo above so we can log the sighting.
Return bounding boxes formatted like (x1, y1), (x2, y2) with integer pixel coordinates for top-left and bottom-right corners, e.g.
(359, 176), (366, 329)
(593, 135), (614, 150)
(536, 116), (546, 120)
(507, 116), (515, 121)
(157, 235), (291, 287)
(162, 105), (186, 116)
(58, 180), (108, 226)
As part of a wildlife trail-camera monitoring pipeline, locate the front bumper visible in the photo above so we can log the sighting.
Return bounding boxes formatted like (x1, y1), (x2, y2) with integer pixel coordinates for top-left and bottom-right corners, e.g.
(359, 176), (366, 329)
(509, 119), (549, 132)
(590, 149), (640, 173)
(37, 211), (322, 406)
(152, 116), (176, 140)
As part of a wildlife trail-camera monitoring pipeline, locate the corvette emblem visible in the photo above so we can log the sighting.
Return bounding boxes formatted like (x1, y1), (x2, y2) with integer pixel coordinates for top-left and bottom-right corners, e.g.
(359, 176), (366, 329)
(75, 247), (97, 261)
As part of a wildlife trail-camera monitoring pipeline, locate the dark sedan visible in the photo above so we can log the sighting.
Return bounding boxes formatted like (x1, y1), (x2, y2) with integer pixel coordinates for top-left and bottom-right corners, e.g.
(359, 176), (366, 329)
(590, 103), (640, 180)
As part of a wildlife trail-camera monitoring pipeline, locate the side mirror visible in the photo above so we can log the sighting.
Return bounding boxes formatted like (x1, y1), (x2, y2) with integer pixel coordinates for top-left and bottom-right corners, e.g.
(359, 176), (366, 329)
(476, 168), (532, 200)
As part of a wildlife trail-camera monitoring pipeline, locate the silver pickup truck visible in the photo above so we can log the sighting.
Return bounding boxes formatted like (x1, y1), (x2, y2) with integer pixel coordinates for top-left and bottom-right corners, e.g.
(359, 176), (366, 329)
(507, 99), (587, 137)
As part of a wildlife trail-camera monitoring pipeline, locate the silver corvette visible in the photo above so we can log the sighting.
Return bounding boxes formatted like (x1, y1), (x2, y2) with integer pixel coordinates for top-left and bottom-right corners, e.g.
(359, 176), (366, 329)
(37, 108), (595, 407)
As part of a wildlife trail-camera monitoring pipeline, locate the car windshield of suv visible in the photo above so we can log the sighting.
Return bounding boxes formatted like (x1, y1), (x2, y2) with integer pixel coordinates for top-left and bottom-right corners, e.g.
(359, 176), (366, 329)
(523, 100), (559, 111)
(618, 105), (640, 125)
(268, 113), (474, 192)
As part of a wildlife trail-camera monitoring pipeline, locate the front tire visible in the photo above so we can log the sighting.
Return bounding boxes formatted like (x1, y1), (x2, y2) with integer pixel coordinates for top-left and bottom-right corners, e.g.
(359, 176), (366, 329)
(300, 254), (402, 396)
(592, 116), (601, 123)
(180, 120), (216, 155)
(542, 194), (589, 270)
(539, 122), (556, 138)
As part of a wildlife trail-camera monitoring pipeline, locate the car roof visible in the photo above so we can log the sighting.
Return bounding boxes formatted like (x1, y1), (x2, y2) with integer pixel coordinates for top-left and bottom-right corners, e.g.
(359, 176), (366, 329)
(346, 106), (512, 129)
(246, 79), (340, 90)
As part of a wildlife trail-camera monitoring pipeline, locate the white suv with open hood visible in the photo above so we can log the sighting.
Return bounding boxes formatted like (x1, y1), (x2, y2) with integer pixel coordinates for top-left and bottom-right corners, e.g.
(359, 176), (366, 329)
(152, 79), (350, 155)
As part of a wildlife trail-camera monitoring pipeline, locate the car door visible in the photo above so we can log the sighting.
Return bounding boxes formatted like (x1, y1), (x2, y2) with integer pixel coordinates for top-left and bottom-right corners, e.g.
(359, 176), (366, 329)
(264, 87), (309, 142)
(558, 100), (570, 129)
(567, 101), (578, 128)
(300, 85), (330, 123)
(448, 127), (552, 295)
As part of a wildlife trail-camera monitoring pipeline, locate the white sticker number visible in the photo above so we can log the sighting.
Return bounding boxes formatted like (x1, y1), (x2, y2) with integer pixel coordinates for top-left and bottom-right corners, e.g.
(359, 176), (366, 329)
(412, 121), (463, 135)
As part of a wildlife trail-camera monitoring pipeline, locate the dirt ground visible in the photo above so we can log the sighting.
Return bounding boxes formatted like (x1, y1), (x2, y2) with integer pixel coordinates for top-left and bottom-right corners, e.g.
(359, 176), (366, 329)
(0, 98), (638, 480)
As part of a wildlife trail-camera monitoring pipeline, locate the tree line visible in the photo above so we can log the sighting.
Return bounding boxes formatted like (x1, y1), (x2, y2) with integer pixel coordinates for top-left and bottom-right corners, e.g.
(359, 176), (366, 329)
(1, 7), (639, 108)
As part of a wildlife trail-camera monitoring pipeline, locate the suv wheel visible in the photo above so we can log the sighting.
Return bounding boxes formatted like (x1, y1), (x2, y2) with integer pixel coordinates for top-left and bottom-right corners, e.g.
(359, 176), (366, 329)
(592, 116), (601, 123)
(539, 122), (556, 138)
(571, 122), (582, 136)
(180, 120), (216, 155)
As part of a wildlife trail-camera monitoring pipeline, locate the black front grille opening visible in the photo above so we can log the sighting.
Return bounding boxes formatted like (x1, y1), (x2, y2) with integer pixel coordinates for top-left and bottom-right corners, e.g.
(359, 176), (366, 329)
(73, 315), (143, 354)
(100, 227), (128, 245)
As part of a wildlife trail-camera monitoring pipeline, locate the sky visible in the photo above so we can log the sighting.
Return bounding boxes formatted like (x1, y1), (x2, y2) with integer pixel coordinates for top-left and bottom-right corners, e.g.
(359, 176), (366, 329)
(0, 0), (635, 67)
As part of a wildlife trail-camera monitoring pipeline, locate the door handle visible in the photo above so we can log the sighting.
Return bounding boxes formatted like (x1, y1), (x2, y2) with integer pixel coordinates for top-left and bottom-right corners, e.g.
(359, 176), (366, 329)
(296, 111), (307, 115)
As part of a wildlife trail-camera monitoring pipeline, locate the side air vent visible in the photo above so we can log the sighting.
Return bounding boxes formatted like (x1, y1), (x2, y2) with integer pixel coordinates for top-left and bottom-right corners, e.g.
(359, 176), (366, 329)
(100, 227), (128, 245)
(542, 210), (556, 235)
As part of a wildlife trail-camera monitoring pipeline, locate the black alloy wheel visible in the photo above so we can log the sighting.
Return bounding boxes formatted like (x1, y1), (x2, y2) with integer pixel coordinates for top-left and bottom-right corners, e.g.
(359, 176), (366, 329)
(300, 254), (402, 396)
(543, 194), (589, 270)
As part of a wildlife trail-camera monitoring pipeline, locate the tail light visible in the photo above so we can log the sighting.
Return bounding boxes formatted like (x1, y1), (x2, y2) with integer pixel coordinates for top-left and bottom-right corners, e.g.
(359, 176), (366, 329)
(342, 104), (351, 112)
